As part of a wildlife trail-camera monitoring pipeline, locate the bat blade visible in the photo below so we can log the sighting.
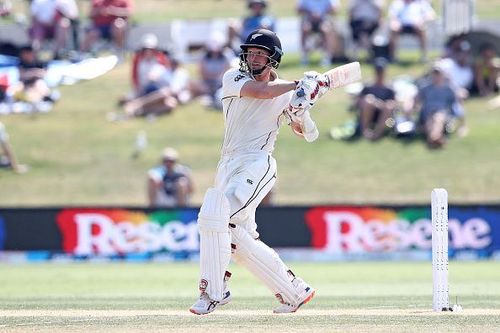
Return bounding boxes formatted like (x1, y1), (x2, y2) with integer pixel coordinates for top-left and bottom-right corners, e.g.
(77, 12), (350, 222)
(323, 62), (362, 89)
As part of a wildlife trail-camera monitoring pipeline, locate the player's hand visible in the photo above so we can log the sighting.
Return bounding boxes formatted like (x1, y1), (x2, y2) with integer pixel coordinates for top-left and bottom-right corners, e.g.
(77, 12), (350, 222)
(290, 78), (319, 110)
(304, 71), (330, 96)
(286, 103), (310, 123)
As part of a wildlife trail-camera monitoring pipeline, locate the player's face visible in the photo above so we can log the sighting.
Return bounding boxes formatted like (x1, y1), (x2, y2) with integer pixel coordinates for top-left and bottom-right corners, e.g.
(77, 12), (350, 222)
(246, 47), (271, 71)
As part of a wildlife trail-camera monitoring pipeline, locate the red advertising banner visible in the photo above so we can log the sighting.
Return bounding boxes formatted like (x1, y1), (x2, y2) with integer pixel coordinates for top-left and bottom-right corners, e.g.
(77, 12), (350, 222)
(56, 208), (199, 256)
(305, 206), (494, 255)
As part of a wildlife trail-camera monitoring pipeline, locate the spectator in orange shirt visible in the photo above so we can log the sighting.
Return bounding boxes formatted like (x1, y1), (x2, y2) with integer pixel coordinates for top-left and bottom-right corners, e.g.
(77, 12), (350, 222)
(81, 0), (133, 54)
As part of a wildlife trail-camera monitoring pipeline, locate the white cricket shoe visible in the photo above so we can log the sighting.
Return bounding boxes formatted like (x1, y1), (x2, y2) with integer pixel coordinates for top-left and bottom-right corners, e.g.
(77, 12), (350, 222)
(273, 279), (315, 314)
(189, 290), (232, 315)
(189, 292), (220, 315)
(219, 289), (232, 306)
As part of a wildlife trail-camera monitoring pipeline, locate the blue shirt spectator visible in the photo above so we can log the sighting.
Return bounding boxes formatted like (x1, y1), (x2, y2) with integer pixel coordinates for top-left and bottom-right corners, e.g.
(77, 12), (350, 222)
(147, 147), (194, 207)
(227, 0), (276, 52)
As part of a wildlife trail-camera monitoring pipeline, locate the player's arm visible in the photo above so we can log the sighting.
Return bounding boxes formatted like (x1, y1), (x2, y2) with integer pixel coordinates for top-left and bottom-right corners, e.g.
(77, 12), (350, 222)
(240, 80), (297, 99)
(285, 107), (319, 143)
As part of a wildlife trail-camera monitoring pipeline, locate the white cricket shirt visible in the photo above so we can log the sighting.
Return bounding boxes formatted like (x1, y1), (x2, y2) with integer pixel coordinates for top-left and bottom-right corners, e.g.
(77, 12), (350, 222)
(220, 68), (293, 156)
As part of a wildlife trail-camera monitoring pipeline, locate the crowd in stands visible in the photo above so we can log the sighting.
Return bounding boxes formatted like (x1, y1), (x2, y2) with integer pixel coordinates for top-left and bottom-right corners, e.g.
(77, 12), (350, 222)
(0, 0), (499, 196)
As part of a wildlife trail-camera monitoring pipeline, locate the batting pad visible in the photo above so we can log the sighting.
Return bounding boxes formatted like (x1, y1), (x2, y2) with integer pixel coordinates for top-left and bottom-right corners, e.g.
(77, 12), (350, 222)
(230, 224), (302, 305)
(198, 188), (232, 302)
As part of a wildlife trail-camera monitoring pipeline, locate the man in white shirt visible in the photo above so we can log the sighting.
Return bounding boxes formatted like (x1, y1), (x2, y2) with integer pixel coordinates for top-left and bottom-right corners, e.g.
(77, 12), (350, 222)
(388, 0), (435, 62)
(29, 0), (78, 58)
(189, 29), (329, 315)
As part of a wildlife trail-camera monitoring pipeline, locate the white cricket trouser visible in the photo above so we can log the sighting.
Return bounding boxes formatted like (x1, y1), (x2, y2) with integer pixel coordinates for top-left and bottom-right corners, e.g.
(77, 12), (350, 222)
(214, 151), (277, 237)
(212, 152), (310, 306)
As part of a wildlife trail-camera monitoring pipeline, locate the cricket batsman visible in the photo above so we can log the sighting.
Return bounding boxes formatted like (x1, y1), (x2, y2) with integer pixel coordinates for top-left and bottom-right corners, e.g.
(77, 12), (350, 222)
(190, 29), (330, 315)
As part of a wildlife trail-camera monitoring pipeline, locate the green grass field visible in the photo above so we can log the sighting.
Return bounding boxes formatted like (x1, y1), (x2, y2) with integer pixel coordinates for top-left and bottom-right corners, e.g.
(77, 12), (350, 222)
(1, 52), (499, 206)
(1, 1), (500, 206)
(0, 262), (499, 332)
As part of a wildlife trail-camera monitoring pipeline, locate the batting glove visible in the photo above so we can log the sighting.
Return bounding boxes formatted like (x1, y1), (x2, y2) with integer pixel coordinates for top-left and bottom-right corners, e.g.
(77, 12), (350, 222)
(290, 77), (319, 110)
(304, 71), (330, 97)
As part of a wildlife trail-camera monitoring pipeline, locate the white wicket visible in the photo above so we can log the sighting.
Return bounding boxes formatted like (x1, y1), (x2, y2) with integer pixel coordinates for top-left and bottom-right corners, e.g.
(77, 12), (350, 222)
(431, 188), (449, 311)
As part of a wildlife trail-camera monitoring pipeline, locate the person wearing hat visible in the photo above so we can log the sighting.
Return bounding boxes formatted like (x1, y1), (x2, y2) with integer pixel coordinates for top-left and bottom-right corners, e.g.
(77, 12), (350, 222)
(131, 33), (172, 97)
(118, 33), (182, 118)
(356, 58), (396, 140)
(414, 63), (456, 148)
(189, 29), (327, 315)
(193, 33), (232, 110)
(147, 147), (194, 207)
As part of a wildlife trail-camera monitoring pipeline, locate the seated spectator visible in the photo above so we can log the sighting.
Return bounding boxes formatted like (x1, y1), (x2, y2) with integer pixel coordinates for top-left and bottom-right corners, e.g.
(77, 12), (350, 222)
(297, 0), (340, 66)
(227, 0), (276, 52)
(473, 43), (500, 97)
(122, 87), (178, 118)
(10, 46), (55, 111)
(130, 33), (171, 97)
(0, 74), (8, 105)
(357, 58), (396, 140)
(388, 0), (435, 63)
(147, 147), (194, 208)
(438, 41), (473, 136)
(193, 35), (232, 110)
(29, 0), (78, 59)
(0, 0), (12, 17)
(80, 0), (133, 56)
(0, 121), (28, 173)
(415, 64), (456, 148)
(122, 57), (193, 118)
(348, 0), (383, 59)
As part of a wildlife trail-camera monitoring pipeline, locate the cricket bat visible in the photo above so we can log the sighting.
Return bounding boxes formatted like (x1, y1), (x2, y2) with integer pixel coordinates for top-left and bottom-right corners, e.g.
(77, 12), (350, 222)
(323, 62), (362, 90)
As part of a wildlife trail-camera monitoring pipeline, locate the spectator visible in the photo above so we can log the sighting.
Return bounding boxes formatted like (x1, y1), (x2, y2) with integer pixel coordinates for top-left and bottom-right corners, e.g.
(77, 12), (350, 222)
(11, 45), (54, 111)
(348, 0), (384, 59)
(147, 147), (194, 208)
(130, 33), (171, 97)
(415, 64), (456, 148)
(122, 57), (193, 118)
(388, 0), (435, 63)
(0, 74), (8, 105)
(0, 0), (12, 17)
(80, 0), (133, 55)
(473, 43), (500, 97)
(122, 87), (178, 118)
(227, 0), (276, 52)
(28, 0), (78, 58)
(0, 121), (28, 173)
(193, 34), (232, 110)
(297, 0), (340, 66)
(357, 58), (396, 140)
(438, 41), (473, 136)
